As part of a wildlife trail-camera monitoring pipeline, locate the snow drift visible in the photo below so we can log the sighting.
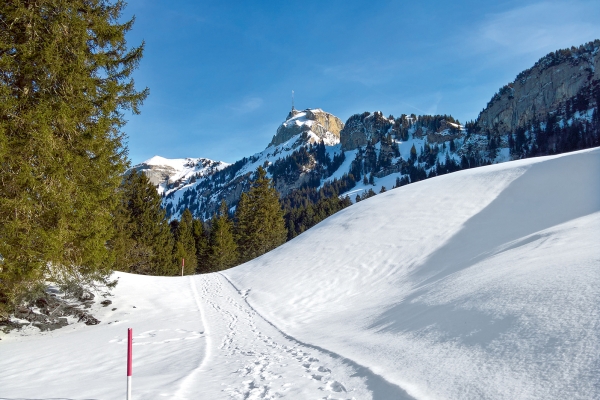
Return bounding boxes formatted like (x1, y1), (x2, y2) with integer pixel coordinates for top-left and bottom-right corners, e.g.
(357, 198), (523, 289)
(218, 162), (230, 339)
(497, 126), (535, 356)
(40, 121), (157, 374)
(1, 147), (599, 399)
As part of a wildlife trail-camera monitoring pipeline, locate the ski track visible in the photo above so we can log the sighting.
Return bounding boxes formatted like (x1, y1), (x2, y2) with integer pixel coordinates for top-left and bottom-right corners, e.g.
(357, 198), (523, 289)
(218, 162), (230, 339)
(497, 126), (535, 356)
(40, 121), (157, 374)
(182, 273), (377, 399)
(173, 276), (212, 398)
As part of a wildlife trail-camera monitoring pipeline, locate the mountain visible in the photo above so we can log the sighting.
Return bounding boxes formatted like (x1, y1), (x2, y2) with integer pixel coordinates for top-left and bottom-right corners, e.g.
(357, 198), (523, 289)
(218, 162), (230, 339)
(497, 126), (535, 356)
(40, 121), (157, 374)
(4, 148), (599, 399)
(133, 108), (346, 220)
(476, 40), (599, 135)
(270, 108), (344, 147)
(130, 40), (600, 223)
(130, 156), (229, 195)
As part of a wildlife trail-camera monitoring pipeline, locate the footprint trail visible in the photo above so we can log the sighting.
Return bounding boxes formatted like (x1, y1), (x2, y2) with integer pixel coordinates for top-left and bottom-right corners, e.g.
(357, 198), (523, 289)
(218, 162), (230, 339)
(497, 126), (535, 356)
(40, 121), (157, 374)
(182, 273), (373, 399)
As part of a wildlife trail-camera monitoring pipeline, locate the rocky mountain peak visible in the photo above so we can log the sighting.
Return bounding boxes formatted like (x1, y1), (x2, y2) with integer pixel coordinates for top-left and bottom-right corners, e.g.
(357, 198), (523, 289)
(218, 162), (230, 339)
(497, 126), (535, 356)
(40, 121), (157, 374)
(476, 39), (600, 134)
(269, 108), (344, 147)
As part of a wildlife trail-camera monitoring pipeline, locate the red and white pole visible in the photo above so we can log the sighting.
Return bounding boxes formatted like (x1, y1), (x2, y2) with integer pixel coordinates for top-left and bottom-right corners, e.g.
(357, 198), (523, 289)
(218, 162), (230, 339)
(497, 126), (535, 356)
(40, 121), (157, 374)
(127, 328), (132, 400)
(181, 258), (185, 276)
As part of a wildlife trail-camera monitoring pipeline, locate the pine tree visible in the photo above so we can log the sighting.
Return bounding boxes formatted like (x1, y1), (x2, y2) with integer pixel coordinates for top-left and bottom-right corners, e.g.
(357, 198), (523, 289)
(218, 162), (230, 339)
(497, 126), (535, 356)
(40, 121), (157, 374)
(173, 209), (196, 275)
(235, 167), (287, 263)
(112, 172), (174, 276)
(410, 144), (418, 163)
(0, 0), (148, 316)
(192, 219), (209, 273)
(208, 201), (238, 271)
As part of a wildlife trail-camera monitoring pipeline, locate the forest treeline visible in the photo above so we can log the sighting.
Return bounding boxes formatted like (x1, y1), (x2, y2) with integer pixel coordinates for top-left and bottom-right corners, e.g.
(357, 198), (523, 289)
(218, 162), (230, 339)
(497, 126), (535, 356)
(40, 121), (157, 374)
(114, 167), (287, 276)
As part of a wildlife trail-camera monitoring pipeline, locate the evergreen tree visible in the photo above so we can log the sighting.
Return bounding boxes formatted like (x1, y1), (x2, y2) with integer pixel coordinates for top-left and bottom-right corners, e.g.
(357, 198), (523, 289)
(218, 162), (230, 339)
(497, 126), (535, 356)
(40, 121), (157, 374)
(173, 209), (196, 275)
(112, 172), (174, 276)
(192, 219), (209, 273)
(236, 167), (287, 262)
(0, 0), (148, 316)
(410, 144), (418, 163)
(208, 201), (238, 271)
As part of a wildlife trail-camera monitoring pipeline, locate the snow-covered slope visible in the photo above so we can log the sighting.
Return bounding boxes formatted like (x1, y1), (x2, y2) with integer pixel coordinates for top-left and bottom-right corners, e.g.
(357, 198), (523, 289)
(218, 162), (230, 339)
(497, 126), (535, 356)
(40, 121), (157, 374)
(3, 148), (598, 399)
(226, 147), (600, 399)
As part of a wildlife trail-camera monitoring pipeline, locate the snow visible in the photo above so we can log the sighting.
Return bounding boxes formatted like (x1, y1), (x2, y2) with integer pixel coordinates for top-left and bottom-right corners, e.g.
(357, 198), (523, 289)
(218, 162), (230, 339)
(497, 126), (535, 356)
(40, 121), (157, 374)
(1, 147), (599, 399)
(136, 155), (230, 198)
(143, 155), (192, 170)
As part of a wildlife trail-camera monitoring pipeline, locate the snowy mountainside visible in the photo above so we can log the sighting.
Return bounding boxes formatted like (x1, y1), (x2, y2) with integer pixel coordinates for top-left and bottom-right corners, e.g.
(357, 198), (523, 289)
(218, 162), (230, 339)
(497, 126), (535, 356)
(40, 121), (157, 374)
(3, 148), (598, 399)
(131, 108), (346, 220)
(135, 41), (600, 222)
(130, 156), (229, 196)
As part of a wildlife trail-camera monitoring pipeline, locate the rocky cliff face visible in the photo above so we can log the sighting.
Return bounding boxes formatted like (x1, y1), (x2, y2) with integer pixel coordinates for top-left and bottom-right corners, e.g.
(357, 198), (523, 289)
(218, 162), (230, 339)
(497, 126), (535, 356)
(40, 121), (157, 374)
(477, 40), (600, 134)
(340, 111), (393, 150)
(269, 108), (344, 147)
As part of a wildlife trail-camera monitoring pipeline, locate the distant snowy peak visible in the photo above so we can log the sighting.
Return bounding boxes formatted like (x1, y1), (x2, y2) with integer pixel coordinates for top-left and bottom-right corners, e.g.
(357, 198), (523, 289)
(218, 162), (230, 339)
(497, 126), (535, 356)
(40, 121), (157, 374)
(131, 156), (229, 194)
(269, 108), (344, 147)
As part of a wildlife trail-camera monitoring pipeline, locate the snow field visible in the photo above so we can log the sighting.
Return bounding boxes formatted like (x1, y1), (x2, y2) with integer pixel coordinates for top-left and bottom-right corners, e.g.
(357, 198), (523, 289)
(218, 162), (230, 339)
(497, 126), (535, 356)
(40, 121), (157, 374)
(0, 273), (382, 399)
(0, 273), (208, 398)
(226, 147), (600, 399)
(1, 147), (598, 399)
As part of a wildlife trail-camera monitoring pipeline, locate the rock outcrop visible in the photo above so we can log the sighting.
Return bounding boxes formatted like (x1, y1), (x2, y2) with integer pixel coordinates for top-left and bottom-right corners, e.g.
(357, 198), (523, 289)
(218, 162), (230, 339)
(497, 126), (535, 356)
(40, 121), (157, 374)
(131, 161), (179, 186)
(340, 111), (393, 151)
(477, 40), (600, 134)
(2, 289), (103, 333)
(269, 108), (344, 147)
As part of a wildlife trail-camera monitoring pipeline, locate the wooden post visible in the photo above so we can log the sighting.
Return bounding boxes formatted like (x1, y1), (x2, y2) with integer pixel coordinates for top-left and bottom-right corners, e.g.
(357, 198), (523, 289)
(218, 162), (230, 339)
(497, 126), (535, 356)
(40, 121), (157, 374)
(127, 328), (132, 400)
(181, 258), (185, 276)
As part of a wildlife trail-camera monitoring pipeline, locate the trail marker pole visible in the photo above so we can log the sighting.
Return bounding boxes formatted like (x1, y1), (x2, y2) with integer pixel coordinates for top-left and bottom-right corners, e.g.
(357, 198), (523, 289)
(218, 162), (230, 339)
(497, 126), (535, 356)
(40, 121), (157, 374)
(181, 258), (185, 276)
(127, 328), (132, 400)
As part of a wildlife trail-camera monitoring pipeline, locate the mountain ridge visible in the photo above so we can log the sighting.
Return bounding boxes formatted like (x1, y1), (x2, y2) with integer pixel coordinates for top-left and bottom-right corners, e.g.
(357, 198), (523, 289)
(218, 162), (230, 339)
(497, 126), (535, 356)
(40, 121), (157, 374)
(131, 40), (600, 223)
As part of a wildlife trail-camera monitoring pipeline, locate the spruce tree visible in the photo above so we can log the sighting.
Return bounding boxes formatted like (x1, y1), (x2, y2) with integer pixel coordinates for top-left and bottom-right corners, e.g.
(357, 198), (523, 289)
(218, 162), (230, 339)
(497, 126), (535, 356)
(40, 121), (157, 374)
(112, 172), (174, 276)
(173, 209), (197, 275)
(0, 0), (148, 316)
(410, 144), (418, 163)
(192, 219), (209, 273)
(235, 167), (287, 263)
(208, 201), (238, 271)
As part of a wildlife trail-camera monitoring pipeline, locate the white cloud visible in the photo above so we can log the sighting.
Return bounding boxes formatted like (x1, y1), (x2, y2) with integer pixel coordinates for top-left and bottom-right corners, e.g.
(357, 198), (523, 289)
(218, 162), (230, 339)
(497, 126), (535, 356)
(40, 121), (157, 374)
(471, 1), (600, 57)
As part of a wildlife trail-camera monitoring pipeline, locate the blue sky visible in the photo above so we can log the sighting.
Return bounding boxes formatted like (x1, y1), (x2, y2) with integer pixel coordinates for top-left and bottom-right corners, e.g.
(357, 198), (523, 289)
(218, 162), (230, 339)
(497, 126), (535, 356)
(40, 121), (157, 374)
(122, 0), (600, 165)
